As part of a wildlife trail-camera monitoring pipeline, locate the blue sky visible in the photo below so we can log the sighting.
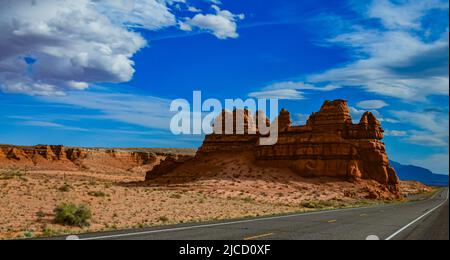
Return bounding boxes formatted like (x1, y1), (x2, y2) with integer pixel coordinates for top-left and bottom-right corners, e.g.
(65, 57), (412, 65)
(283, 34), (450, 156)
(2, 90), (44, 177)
(0, 0), (448, 174)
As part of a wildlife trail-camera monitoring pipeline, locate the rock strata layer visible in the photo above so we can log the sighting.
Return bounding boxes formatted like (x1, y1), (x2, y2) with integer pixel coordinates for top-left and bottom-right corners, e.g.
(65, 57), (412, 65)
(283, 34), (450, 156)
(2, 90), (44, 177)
(0, 145), (187, 172)
(194, 100), (399, 193)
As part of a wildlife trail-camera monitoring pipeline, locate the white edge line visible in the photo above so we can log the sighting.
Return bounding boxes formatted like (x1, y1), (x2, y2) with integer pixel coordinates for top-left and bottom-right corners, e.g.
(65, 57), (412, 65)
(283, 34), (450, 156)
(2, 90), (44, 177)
(385, 188), (449, 240)
(79, 205), (372, 240)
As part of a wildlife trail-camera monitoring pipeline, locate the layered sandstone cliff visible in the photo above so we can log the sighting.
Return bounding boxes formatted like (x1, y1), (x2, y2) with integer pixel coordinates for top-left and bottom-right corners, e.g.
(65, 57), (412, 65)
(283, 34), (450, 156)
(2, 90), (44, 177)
(194, 100), (399, 193)
(0, 145), (190, 172)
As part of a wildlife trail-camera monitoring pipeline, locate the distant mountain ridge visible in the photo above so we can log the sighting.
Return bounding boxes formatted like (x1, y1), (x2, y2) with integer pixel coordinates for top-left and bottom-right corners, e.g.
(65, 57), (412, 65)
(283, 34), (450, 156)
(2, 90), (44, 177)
(390, 161), (449, 187)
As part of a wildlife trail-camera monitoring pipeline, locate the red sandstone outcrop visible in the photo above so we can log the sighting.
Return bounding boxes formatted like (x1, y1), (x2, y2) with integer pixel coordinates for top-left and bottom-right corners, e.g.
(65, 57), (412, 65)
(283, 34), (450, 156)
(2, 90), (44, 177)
(0, 145), (192, 173)
(213, 109), (258, 134)
(31, 145), (69, 161)
(145, 155), (193, 180)
(255, 110), (271, 129)
(7, 147), (30, 161)
(192, 100), (400, 193)
(277, 108), (293, 131)
(256, 101), (397, 185)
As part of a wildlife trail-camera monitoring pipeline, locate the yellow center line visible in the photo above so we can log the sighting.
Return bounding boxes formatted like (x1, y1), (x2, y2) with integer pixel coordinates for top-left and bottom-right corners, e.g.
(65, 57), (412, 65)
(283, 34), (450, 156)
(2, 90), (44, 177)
(243, 233), (275, 240)
(327, 220), (337, 223)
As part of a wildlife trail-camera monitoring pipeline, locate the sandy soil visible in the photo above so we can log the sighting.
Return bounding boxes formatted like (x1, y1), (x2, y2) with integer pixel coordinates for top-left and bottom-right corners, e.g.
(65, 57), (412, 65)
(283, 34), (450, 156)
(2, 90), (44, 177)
(0, 152), (433, 239)
(0, 168), (297, 239)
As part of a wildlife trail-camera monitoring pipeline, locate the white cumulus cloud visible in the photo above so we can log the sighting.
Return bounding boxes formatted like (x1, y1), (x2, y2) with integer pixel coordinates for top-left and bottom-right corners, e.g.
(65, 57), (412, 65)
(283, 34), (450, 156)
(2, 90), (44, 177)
(180, 5), (245, 39)
(0, 0), (150, 96)
(0, 0), (244, 96)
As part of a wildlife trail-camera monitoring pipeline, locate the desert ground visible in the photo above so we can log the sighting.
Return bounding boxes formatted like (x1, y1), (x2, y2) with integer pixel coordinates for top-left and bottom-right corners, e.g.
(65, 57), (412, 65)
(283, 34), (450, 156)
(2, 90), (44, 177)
(0, 150), (433, 239)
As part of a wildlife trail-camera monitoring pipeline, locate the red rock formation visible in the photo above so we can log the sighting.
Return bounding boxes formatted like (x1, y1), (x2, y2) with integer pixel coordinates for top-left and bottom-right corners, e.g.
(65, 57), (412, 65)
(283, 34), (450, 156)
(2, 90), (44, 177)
(51, 145), (67, 160)
(66, 147), (88, 162)
(0, 145), (169, 172)
(196, 100), (399, 193)
(6, 147), (30, 161)
(145, 155), (193, 180)
(33, 145), (58, 161)
(277, 108), (292, 131)
(0, 149), (5, 159)
(200, 109), (260, 154)
(130, 152), (159, 165)
(255, 110), (271, 129)
(212, 109), (257, 134)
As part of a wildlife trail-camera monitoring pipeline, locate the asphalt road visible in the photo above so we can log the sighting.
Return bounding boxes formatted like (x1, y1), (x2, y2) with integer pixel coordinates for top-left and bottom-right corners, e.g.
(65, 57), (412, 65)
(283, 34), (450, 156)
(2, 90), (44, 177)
(60, 188), (449, 240)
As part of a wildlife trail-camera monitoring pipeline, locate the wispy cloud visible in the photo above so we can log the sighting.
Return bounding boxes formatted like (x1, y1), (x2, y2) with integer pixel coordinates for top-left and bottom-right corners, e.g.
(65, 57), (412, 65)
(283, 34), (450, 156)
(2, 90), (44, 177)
(349, 106), (398, 124)
(356, 100), (389, 110)
(18, 120), (88, 132)
(8, 114), (171, 136)
(6, 108), (197, 142)
(389, 109), (449, 147)
(248, 89), (305, 100)
(38, 90), (175, 130)
(248, 82), (340, 100)
(309, 31), (449, 101)
(251, 0), (449, 102)
(384, 130), (408, 137)
(410, 153), (449, 174)
(307, 0), (449, 101)
(367, 0), (449, 30)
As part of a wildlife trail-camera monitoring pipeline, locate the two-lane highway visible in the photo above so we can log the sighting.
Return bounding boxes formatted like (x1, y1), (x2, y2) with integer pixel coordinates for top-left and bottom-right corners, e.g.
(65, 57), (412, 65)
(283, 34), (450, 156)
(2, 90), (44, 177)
(58, 188), (449, 240)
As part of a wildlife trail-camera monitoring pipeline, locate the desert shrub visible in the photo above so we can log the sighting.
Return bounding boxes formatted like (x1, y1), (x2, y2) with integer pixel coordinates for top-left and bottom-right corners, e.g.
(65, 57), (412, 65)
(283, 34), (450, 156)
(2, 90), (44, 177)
(58, 183), (72, 192)
(170, 193), (182, 199)
(158, 216), (169, 222)
(36, 211), (46, 221)
(54, 203), (92, 227)
(0, 168), (27, 181)
(301, 201), (319, 209)
(301, 201), (336, 209)
(88, 191), (107, 197)
(242, 197), (254, 203)
(137, 223), (146, 229)
(23, 231), (34, 238)
(41, 226), (56, 237)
